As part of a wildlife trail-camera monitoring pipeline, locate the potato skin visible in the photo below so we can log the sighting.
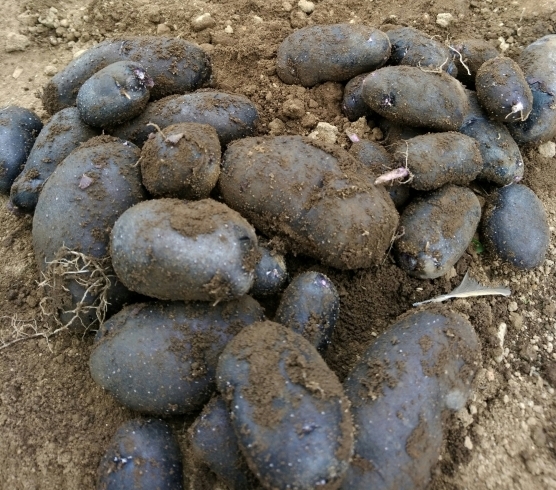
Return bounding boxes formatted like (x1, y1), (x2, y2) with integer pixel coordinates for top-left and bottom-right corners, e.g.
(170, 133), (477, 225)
(251, 245), (288, 297)
(342, 73), (375, 121)
(216, 320), (354, 490)
(395, 185), (481, 279)
(277, 24), (391, 87)
(341, 310), (481, 490)
(42, 37), (211, 115)
(362, 66), (468, 131)
(219, 136), (399, 270)
(451, 38), (499, 87)
(90, 298), (264, 415)
(0, 106), (42, 195)
(10, 107), (100, 211)
(96, 419), (184, 490)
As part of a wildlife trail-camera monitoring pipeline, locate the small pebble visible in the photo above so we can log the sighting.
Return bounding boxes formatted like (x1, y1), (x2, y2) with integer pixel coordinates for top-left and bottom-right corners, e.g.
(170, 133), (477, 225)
(298, 0), (315, 13)
(157, 24), (171, 35)
(224, 25), (234, 34)
(436, 13), (454, 27)
(282, 98), (305, 119)
(308, 122), (338, 144)
(44, 65), (58, 76)
(538, 141), (556, 158)
(12, 67), (23, 79)
(5, 32), (30, 52)
(192, 13), (216, 32)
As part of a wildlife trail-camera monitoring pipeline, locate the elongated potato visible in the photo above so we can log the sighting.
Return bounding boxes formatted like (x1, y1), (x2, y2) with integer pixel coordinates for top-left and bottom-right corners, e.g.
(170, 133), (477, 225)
(451, 38), (499, 87)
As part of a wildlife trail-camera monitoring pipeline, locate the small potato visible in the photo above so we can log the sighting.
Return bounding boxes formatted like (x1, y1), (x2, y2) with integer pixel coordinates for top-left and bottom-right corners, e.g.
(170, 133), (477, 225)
(277, 24), (391, 87)
(342, 74), (375, 121)
(379, 118), (430, 147)
(476, 57), (533, 123)
(395, 185), (481, 279)
(10, 107), (100, 211)
(140, 122), (221, 200)
(110, 91), (258, 147)
(251, 245), (288, 297)
(342, 310), (480, 490)
(97, 419), (184, 490)
(90, 297), (264, 414)
(77, 61), (153, 127)
(110, 198), (259, 303)
(482, 184), (549, 270)
(216, 321), (354, 490)
(362, 66), (468, 131)
(0, 106), (42, 194)
(450, 38), (499, 87)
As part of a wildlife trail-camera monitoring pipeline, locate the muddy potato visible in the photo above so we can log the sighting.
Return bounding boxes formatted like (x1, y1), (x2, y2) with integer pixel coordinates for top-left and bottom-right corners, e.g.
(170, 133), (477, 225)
(10, 108), (100, 212)
(362, 66), (468, 131)
(482, 184), (549, 270)
(90, 297), (264, 414)
(387, 27), (457, 77)
(390, 132), (482, 191)
(43, 36), (211, 114)
(97, 419), (183, 490)
(0, 106), (42, 194)
(251, 245), (288, 297)
(77, 61), (153, 128)
(111, 198), (258, 303)
(276, 24), (390, 87)
(217, 321), (354, 490)
(220, 136), (399, 270)
(395, 185), (481, 279)
(110, 91), (258, 147)
(476, 57), (533, 123)
(460, 91), (524, 185)
(379, 118), (430, 146)
(341, 310), (481, 490)
(274, 271), (339, 351)
(140, 122), (220, 200)
(451, 38), (499, 87)
(342, 74), (375, 121)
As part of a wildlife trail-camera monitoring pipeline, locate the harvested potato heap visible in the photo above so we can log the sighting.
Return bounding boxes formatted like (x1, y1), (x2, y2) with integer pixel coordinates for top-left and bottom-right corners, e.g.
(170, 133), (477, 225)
(2, 26), (555, 490)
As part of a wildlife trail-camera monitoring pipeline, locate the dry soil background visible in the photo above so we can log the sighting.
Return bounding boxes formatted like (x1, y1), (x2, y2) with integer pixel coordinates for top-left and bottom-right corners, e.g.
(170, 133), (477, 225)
(1, 0), (556, 489)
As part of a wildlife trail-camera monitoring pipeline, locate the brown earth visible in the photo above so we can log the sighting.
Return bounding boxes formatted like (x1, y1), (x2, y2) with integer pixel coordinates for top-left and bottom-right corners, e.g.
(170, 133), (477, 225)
(1, 0), (556, 488)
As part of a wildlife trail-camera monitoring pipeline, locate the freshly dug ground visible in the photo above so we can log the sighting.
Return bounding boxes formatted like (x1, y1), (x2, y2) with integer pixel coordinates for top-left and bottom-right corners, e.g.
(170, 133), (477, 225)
(1, 0), (556, 488)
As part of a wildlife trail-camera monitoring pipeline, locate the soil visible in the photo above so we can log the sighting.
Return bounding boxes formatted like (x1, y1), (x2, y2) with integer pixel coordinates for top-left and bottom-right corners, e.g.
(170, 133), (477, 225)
(1, 0), (556, 489)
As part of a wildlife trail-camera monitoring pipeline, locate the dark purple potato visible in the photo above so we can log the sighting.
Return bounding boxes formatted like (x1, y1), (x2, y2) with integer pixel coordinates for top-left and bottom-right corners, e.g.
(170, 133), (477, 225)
(482, 184), (549, 270)
(395, 185), (481, 279)
(387, 26), (457, 77)
(189, 397), (257, 490)
(91, 297), (264, 414)
(451, 38), (499, 87)
(10, 107), (100, 212)
(110, 91), (258, 147)
(342, 73), (376, 121)
(275, 271), (339, 351)
(216, 321), (354, 490)
(341, 310), (481, 490)
(460, 91), (524, 185)
(111, 198), (258, 303)
(0, 106), (42, 194)
(362, 66), (468, 131)
(219, 136), (399, 270)
(475, 57), (533, 123)
(509, 35), (556, 144)
(97, 419), (183, 490)
(379, 118), (430, 147)
(390, 132), (482, 191)
(140, 122), (220, 199)
(77, 61), (153, 128)
(251, 246), (288, 297)
(43, 36), (211, 115)
(277, 24), (390, 87)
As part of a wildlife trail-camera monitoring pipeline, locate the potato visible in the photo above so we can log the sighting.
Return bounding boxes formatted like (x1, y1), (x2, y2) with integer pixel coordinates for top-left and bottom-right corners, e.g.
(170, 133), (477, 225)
(97, 419), (183, 490)
(475, 57), (533, 123)
(110, 198), (259, 303)
(140, 122), (221, 200)
(219, 136), (399, 270)
(451, 38), (499, 87)
(217, 320), (354, 490)
(10, 107), (100, 211)
(42, 36), (211, 114)
(387, 26), (457, 77)
(395, 185), (481, 279)
(251, 245), (288, 297)
(390, 132), (482, 191)
(379, 118), (429, 147)
(77, 61), (153, 128)
(110, 91), (258, 147)
(90, 297), (264, 414)
(460, 91), (524, 185)
(362, 66), (468, 131)
(0, 106), (42, 194)
(342, 73), (375, 121)
(342, 309), (481, 490)
(275, 271), (340, 351)
(482, 184), (549, 270)
(509, 35), (556, 144)
(276, 24), (390, 87)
